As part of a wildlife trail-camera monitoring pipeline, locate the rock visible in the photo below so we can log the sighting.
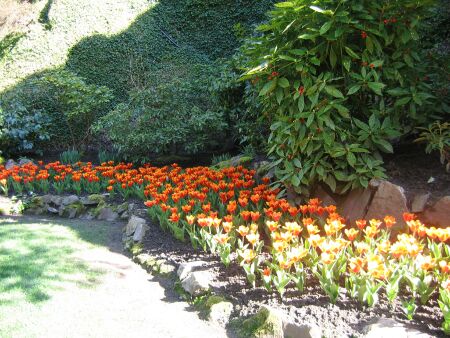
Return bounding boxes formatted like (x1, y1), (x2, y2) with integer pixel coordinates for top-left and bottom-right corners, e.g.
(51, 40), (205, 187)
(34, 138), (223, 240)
(41, 194), (54, 205)
(363, 318), (432, 338)
(313, 185), (337, 207)
(177, 261), (208, 281)
(47, 206), (59, 214)
(128, 203), (135, 213)
(181, 271), (212, 296)
(62, 195), (79, 206)
(116, 202), (129, 215)
(132, 223), (148, 242)
(242, 305), (283, 338)
(411, 193), (430, 213)
(18, 158), (33, 166)
(120, 211), (129, 220)
(135, 253), (157, 269)
(340, 187), (373, 226)
(215, 155), (253, 169)
(97, 207), (119, 221)
(158, 262), (176, 277)
(5, 159), (17, 170)
(283, 321), (322, 338)
(365, 180), (408, 230)
(286, 186), (302, 206)
(29, 196), (45, 208)
(208, 300), (233, 326)
(50, 195), (62, 206)
(422, 196), (450, 227)
(60, 202), (85, 219)
(80, 194), (105, 206)
(125, 216), (147, 236)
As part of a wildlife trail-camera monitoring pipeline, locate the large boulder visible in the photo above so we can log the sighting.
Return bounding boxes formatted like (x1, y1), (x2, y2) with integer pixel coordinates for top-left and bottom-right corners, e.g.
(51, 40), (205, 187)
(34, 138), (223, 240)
(340, 187), (373, 226)
(365, 180), (409, 230)
(312, 185), (337, 207)
(422, 196), (450, 227)
(411, 193), (430, 213)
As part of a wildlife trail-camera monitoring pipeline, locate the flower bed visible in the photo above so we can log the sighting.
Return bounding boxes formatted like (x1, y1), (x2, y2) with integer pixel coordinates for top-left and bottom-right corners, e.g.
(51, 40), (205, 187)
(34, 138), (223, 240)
(1, 161), (450, 334)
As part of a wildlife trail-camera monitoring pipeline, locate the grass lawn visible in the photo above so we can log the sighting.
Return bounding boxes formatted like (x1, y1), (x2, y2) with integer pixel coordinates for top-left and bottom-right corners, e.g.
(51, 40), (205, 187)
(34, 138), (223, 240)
(0, 216), (114, 338)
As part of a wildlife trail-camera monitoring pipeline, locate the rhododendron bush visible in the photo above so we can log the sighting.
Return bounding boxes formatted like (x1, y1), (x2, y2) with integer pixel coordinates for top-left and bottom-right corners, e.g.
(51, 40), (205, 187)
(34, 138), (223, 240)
(1, 161), (450, 333)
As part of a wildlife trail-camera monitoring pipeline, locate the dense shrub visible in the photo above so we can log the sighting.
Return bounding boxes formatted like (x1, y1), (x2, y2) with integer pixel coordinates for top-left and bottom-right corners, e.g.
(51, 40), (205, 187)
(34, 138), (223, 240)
(0, 103), (50, 154)
(95, 65), (227, 162)
(0, 70), (113, 155)
(242, 0), (445, 196)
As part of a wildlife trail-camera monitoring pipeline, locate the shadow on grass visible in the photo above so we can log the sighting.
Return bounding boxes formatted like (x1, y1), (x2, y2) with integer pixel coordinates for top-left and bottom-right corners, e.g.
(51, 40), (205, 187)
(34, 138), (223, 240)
(0, 216), (116, 304)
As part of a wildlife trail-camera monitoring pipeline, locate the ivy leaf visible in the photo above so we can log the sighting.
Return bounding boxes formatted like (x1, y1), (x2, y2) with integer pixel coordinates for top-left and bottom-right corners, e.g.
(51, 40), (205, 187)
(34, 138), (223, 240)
(325, 86), (344, 99)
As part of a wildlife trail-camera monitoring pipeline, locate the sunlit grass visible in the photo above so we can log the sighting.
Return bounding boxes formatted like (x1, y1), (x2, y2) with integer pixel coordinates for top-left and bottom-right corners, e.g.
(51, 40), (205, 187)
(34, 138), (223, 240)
(0, 217), (111, 337)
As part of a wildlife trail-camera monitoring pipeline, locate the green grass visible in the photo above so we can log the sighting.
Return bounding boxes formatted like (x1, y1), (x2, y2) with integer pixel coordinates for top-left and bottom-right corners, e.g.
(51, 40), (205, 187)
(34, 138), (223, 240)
(0, 216), (112, 337)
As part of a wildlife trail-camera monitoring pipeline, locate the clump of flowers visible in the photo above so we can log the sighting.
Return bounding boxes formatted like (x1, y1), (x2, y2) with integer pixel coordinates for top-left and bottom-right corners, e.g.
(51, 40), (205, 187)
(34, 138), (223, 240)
(1, 161), (449, 333)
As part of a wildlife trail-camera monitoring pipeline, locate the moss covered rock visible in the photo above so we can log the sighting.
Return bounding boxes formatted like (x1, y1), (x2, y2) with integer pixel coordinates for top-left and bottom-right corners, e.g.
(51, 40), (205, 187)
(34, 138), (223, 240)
(241, 306), (283, 338)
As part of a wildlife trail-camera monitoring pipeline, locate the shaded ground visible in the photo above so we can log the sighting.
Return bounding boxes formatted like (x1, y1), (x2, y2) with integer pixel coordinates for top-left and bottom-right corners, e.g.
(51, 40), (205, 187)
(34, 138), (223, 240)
(0, 216), (228, 338)
(385, 144), (450, 204)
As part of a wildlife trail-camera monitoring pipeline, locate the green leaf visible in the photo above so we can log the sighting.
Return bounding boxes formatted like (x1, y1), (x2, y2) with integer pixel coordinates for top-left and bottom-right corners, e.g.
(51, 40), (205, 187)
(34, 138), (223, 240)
(291, 174), (300, 187)
(325, 86), (344, 99)
(259, 79), (277, 96)
(374, 139), (393, 153)
(343, 57), (351, 72)
(275, 1), (294, 7)
(324, 175), (336, 192)
(347, 84), (361, 95)
(320, 21), (332, 35)
(345, 47), (360, 59)
(346, 151), (356, 167)
(367, 82), (385, 95)
(298, 95), (305, 113)
(395, 97), (411, 106)
(278, 77), (290, 88)
(334, 104), (350, 118)
(289, 48), (307, 56)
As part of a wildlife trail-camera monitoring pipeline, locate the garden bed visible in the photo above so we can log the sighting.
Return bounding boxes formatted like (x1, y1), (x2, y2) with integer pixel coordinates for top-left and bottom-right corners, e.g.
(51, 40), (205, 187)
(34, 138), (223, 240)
(139, 212), (445, 337)
(1, 160), (449, 337)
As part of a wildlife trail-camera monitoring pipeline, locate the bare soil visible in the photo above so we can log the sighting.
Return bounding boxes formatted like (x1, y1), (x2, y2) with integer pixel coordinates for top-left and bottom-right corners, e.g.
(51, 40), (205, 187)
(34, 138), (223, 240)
(140, 215), (446, 338)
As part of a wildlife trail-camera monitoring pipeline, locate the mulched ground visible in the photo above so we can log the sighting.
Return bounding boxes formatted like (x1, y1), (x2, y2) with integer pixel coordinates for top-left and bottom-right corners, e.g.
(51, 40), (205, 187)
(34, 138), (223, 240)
(139, 212), (445, 338)
(385, 144), (450, 203)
